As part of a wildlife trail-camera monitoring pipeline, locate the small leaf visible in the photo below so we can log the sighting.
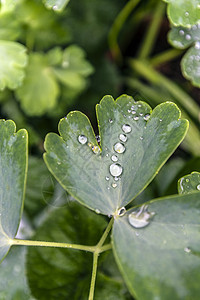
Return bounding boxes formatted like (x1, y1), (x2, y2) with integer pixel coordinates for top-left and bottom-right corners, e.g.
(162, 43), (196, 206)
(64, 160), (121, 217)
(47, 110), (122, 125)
(163, 0), (200, 27)
(178, 172), (200, 194)
(43, 0), (70, 12)
(0, 40), (27, 90)
(169, 24), (200, 87)
(0, 120), (28, 263)
(112, 193), (200, 300)
(16, 53), (59, 116)
(44, 95), (188, 215)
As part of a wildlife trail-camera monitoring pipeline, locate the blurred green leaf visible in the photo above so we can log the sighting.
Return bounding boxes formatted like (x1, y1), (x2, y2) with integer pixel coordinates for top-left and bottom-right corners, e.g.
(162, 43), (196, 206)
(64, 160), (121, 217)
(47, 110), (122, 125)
(44, 95), (188, 215)
(0, 14), (21, 41)
(169, 24), (200, 87)
(0, 0), (23, 14)
(0, 40), (27, 90)
(113, 192), (200, 300)
(163, 0), (200, 27)
(0, 120), (28, 262)
(178, 172), (200, 194)
(16, 52), (59, 116)
(43, 0), (70, 12)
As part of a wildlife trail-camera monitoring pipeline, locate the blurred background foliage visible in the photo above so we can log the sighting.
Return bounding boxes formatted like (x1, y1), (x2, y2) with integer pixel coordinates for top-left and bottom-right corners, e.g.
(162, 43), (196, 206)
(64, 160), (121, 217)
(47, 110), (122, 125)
(0, 0), (200, 299)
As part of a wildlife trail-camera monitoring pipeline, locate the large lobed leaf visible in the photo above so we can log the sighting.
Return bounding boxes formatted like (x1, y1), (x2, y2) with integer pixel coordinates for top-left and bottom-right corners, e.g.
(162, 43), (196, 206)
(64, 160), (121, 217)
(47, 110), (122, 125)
(0, 120), (28, 262)
(113, 192), (200, 300)
(44, 95), (188, 215)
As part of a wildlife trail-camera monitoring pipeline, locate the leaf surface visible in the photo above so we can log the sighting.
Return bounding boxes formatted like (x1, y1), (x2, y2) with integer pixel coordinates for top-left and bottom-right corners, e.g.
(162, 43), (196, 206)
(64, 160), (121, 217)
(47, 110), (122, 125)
(163, 0), (200, 27)
(0, 40), (27, 90)
(169, 24), (200, 87)
(113, 192), (200, 300)
(178, 172), (200, 194)
(43, 0), (70, 12)
(44, 95), (188, 215)
(0, 120), (28, 262)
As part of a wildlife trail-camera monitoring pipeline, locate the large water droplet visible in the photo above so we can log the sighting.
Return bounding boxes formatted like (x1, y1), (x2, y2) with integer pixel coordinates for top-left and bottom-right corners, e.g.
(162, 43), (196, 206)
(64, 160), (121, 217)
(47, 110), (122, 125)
(185, 34), (191, 40)
(111, 155), (118, 162)
(78, 135), (87, 144)
(114, 142), (125, 153)
(109, 163), (123, 177)
(128, 204), (155, 228)
(92, 145), (100, 154)
(122, 124), (132, 133)
(112, 183), (117, 188)
(195, 41), (200, 49)
(117, 207), (126, 216)
(197, 184), (200, 191)
(119, 134), (127, 142)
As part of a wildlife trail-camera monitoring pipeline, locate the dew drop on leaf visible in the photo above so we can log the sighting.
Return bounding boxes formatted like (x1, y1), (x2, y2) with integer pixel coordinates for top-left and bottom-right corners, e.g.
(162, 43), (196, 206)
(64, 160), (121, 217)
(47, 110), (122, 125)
(95, 209), (100, 214)
(111, 155), (118, 162)
(109, 119), (113, 123)
(119, 134), (127, 142)
(184, 247), (191, 253)
(114, 142), (125, 153)
(109, 163), (123, 177)
(105, 176), (109, 181)
(112, 183), (117, 188)
(78, 135), (87, 144)
(179, 30), (184, 36)
(117, 207), (126, 216)
(144, 114), (150, 121)
(195, 42), (200, 49)
(197, 184), (200, 191)
(122, 124), (132, 133)
(128, 204), (155, 229)
(185, 34), (191, 41)
(134, 116), (139, 121)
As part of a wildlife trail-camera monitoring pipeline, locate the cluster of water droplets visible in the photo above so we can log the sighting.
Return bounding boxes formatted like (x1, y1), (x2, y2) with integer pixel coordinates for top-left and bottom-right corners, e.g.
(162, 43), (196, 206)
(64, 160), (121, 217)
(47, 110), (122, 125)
(128, 204), (155, 228)
(179, 176), (200, 193)
(78, 134), (101, 154)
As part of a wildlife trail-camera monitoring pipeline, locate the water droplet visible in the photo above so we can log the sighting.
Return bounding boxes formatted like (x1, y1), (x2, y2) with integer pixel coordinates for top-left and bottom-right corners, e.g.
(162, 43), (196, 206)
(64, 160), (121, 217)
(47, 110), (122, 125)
(195, 41), (200, 49)
(111, 155), (118, 162)
(119, 134), (127, 142)
(109, 163), (123, 177)
(114, 176), (119, 181)
(92, 145), (100, 154)
(106, 153), (109, 157)
(128, 109), (131, 113)
(184, 247), (191, 253)
(131, 110), (136, 114)
(179, 29), (184, 36)
(109, 119), (113, 123)
(139, 113), (143, 116)
(185, 11), (189, 17)
(114, 142), (125, 153)
(105, 176), (110, 181)
(53, 4), (58, 10)
(140, 136), (143, 140)
(159, 119), (162, 122)
(57, 161), (61, 165)
(134, 116), (139, 121)
(78, 135), (87, 144)
(118, 207), (126, 216)
(122, 124), (132, 133)
(197, 184), (200, 190)
(185, 34), (191, 40)
(107, 187), (110, 190)
(135, 232), (139, 237)
(138, 104), (141, 107)
(186, 178), (189, 183)
(144, 114), (150, 121)
(131, 105), (135, 110)
(112, 183), (117, 188)
(96, 135), (100, 143)
(128, 204), (155, 228)
(95, 209), (100, 214)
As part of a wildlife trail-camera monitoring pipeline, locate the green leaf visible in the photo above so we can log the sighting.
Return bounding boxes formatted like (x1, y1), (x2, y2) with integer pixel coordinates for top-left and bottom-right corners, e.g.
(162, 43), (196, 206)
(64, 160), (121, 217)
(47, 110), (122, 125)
(169, 24), (200, 87)
(52, 45), (94, 90)
(16, 53), (59, 116)
(0, 0), (22, 14)
(26, 202), (108, 299)
(0, 247), (32, 300)
(0, 14), (21, 41)
(163, 0), (200, 27)
(0, 40), (27, 90)
(113, 192), (200, 300)
(0, 120), (28, 263)
(178, 172), (200, 194)
(43, 0), (70, 12)
(44, 95), (188, 215)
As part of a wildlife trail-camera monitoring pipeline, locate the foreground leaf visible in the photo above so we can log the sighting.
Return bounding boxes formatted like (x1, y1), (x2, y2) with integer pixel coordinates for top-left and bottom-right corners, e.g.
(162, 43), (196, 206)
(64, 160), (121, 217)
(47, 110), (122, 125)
(0, 40), (27, 90)
(163, 0), (200, 27)
(0, 120), (28, 262)
(44, 95), (188, 215)
(169, 24), (200, 87)
(178, 172), (200, 194)
(16, 53), (59, 116)
(113, 192), (200, 300)
(43, 0), (70, 12)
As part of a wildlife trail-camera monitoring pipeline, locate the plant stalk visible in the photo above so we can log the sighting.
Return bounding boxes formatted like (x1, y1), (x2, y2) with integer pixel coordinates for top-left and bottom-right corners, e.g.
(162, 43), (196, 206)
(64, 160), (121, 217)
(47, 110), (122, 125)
(88, 252), (99, 300)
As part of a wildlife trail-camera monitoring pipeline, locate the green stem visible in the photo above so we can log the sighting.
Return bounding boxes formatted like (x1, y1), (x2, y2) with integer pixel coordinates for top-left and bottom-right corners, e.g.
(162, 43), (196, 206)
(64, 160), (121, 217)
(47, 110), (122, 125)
(88, 253), (99, 300)
(150, 48), (184, 67)
(10, 238), (96, 253)
(99, 243), (112, 253)
(96, 217), (114, 248)
(138, 1), (165, 59)
(129, 59), (200, 123)
(108, 0), (140, 62)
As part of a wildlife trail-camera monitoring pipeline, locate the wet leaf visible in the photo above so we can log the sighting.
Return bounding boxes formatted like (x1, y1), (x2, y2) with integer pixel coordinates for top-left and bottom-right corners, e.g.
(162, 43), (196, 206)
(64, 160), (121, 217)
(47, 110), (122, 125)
(113, 192), (200, 300)
(178, 172), (200, 194)
(44, 95), (188, 215)
(163, 0), (200, 27)
(169, 24), (200, 87)
(0, 120), (28, 263)
(43, 0), (70, 12)
(0, 40), (27, 90)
